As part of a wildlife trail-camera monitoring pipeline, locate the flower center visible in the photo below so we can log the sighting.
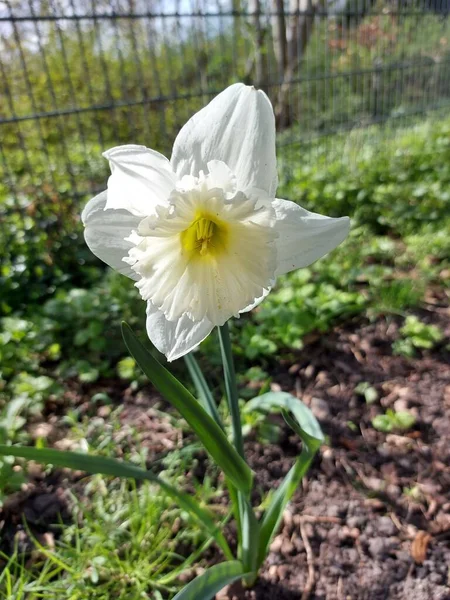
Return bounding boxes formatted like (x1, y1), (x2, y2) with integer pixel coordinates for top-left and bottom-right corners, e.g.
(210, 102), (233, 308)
(180, 212), (229, 259)
(125, 164), (277, 326)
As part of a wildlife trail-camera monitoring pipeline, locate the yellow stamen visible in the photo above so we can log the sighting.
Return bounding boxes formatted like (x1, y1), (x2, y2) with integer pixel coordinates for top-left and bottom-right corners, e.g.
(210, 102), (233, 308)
(181, 212), (228, 259)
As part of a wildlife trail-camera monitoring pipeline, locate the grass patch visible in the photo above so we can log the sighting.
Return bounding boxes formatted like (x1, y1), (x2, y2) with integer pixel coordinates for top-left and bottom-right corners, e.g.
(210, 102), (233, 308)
(0, 472), (216, 600)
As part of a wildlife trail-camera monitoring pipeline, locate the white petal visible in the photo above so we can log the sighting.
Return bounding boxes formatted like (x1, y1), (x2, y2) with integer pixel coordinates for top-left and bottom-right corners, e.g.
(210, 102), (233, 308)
(272, 199), (350, 276)
(146, 303), (214, 361)
(177, 174), (198, 191)
(103, 145), (176, 216)
(81, 191), (141, 279)
(131, 187), (277, 326)
(240, 285), (273, 313)
(171, 84), (278, 197)
(206, 160), (237, 198)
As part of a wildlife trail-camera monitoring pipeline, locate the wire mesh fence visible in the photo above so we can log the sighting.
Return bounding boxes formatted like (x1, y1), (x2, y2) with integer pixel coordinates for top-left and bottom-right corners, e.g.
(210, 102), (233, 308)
(1, 0), (450, 209)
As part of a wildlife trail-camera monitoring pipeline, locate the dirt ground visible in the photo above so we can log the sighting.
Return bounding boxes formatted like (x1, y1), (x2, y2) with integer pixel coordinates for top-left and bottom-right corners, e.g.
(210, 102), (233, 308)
(1, 303), (449, 600)
(218, 304), (450, 600)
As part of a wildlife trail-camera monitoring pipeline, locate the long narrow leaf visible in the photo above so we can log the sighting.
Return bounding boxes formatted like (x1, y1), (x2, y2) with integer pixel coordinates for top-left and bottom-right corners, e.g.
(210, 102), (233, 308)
(217, 323), (244, 457)
(0, 445), (233, 560)
(217, 323), (258, 576)
(122, 323), (252, 494)
(257, 447), (315, 568)
(238, 494), (260, 574)
(172, 561), (248, 600)
(243, 392), (323, 569)
(184, 353), (223, 429)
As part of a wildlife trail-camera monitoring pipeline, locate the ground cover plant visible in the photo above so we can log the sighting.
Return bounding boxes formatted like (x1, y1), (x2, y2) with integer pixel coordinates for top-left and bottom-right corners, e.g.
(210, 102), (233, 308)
(0, 110), (449, 598)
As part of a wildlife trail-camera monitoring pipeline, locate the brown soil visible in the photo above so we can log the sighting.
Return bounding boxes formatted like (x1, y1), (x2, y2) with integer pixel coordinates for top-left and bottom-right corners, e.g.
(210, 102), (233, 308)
(218, 308), (450, 600)
(1, 307), (449, 600)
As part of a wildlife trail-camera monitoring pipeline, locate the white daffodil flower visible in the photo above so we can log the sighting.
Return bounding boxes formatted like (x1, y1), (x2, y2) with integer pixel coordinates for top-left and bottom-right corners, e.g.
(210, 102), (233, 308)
(82, 84), (349, 361)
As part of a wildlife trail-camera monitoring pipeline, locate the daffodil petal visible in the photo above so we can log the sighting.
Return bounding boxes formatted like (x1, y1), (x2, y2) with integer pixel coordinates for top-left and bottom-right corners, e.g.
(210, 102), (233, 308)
(130, 184), (277, 326)
(81, 191), (141, 279)
(272, 198), (350, 276)
(146, 303), (214, 361)
(240, 285), (273, 313)
(171, 83), (277, 197)
(103, 145), (176, 217)
(206, 160), (237, 198)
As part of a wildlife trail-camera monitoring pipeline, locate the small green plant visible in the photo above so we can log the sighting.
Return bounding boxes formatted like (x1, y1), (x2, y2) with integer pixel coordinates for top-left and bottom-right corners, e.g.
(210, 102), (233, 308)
(372, 409), (416, 433)
(232, 268), (365, 360)
(393, 316), (444, 357)
(116, 356), (138, 380)
(355, 382), (378, 405)
(9, 374), (62, 413)
(0, 398), (28, 505)
(403, 485), (425, 502)
(374, 279), (425, 315)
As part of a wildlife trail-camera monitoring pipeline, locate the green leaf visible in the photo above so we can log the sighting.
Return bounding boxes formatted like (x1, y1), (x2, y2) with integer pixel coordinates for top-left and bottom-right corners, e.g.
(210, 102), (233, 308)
(243, 392), (323, 570)
(172, 561), (248, 600)
(122, 323), (252, 495)
(0, 445), (233, 560)
(355, 382), (378, 405)
(238, 494), (260, 574)
(372, 414), (393, 433)
(216, 323), (257, 576)
(393, 411), (416, 431)
(256, 447), (314, 569)
(243, 391), (324, 446)
(372, 410), (416, 433)
(217, 323), (245, 457)
(184, 352), (223, 429)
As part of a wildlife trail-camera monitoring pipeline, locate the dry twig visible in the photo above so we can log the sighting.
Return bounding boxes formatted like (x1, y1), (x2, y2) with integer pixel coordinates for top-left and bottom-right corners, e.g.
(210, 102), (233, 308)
(300, 520), (316, 600)
(300, 515), (342, 524)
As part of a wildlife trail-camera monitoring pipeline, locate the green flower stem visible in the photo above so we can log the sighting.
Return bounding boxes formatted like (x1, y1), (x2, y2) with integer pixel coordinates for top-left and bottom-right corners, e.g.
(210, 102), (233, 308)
(217, 322), (244, 459)
(218, 322), (259, 579)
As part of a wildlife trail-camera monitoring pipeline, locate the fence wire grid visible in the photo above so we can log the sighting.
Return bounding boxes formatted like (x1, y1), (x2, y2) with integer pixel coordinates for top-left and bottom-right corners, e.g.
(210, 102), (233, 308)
(1, 0), (450, 209)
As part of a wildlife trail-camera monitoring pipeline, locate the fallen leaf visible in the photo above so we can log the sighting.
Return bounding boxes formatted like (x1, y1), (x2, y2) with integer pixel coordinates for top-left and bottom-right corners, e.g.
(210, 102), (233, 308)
(411, 530), (431, 564)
